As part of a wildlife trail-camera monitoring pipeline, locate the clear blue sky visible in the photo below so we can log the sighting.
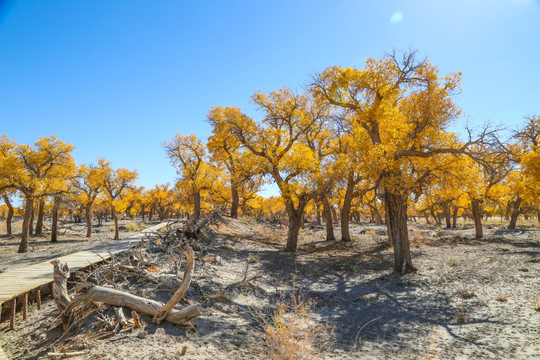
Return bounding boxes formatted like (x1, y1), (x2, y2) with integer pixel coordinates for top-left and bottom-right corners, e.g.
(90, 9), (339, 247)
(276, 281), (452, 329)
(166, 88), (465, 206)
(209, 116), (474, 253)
(1, 0), (539, 192)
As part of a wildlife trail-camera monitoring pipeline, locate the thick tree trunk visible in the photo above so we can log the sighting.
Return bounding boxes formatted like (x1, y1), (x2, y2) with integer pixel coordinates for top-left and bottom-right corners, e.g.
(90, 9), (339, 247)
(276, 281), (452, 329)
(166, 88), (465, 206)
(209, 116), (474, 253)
(385, 191), (416, 273)
(316, 206), (321, 225)
(29, 202), (35, 235)
(18, 196), (34, 253)
(35, 200), (45, 235)
(322, 195), (335, 241)
(341, 179), (354, 242)
(231, 186), (239, 219)
(452, 206), (458, 228)
(442, 201), (451, 228)
(85, 205), (93, 238)
(51, 198), (60, 243)
(193, 191), (201, 221)
(471, 199), (483, 238)
(3, 194), (13, 235)
(112, 209), (120, 240)
(285, 201), (306, 252)
(508, 197), (522, 230)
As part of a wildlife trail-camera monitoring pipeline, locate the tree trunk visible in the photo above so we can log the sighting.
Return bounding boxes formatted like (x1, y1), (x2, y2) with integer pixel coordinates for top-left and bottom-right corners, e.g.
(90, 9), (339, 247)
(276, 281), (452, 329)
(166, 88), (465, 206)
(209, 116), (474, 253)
(193, 191), (201, 221)
(340, 178), (354, 242)
(452, 206), (458, 228)
(35, 200), (45, 235)
(29, 202), (35, 235)
(322, 195), (335, 241)
(331, 205), (338, 223)
(471, 199), (483, 238)
(285, 201), (306, 252)
(231, 186), (239, 219)
(51, 197), (60, 243)
(385, 191), (416, 273)
(112, 208), (120, 240)
(508, 196), (522, 230)
(67, 284), (200, 327)
(85, 205), (93, 238)
(141, 204), (146, 221)
(316, 206), (321, 225)
(3, 194), (13, 235)
(442, 201), (451, 228)
(18, 196), (34, 253)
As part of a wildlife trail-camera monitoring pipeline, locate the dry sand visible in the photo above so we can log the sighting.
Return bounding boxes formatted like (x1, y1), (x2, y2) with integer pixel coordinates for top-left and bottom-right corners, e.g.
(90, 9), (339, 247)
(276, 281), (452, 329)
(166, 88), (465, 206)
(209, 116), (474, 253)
(1, 217), (539, 359)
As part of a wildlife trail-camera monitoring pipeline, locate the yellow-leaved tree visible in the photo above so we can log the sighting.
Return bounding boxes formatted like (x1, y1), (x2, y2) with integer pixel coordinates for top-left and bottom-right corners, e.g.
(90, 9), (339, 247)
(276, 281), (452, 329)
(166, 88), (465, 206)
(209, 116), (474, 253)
(312, 51), (476, 272)
(222, 89), (329, 251)
(207, 106), (264, 219)
(0, 135), (75, 252)
(164, 133), (214, 221)
(98, 160), (138, 240)
(73, 159), (108, 237)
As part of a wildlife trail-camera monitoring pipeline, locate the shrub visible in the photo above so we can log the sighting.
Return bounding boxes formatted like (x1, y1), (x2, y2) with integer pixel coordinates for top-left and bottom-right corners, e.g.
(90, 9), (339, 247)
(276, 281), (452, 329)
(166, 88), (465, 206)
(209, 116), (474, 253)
(255, 291), (329, 360)
(447, 257), (458, 266)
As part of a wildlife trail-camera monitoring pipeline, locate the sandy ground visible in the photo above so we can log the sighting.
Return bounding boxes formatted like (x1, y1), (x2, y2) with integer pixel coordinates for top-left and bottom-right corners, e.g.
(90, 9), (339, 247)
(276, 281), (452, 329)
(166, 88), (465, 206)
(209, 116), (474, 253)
(1, 217), (539, 359)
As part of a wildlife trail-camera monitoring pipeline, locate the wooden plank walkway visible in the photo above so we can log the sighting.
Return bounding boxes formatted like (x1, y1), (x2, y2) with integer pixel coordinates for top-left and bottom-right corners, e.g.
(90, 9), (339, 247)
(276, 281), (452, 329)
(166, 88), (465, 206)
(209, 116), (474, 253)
(0, 222), (167, 323)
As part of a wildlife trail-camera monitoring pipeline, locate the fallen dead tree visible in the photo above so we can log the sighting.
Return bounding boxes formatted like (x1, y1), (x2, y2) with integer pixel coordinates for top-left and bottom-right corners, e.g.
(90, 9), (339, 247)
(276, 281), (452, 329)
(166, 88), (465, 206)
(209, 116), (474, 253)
(51, 245), (200, 330)
(65, 283), (200, 326)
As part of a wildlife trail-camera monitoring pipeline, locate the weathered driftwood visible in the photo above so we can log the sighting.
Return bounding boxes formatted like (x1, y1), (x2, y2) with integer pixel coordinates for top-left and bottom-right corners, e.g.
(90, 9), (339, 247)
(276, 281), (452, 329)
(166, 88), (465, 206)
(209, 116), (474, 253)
(51, 259), (72, 329)
(65, 284), (200, 326)
(153, 246), (195, 324)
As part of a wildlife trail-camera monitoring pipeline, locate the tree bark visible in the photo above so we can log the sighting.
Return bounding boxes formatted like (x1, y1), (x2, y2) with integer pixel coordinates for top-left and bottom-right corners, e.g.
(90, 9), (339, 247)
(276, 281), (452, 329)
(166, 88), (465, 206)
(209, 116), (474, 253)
(285, 201), (306, 252)
(51, 197), (60, 243)
(18, 196), (34, 253)
(341, 179), (354, 242)
(112, 208), (120, 240)
(85, 205), (93, 238)
(153, 246), (194, 324)
(471, 199), (483, 238)
(385, 191), (416, 273)
(231, 186), (239, 219)
(452, 206), (458, 228)
(322, 195), (335, 241)
(3, 194), (13, 235)
(442, 201), (451, 228)
(193, 191), (201, 221)
(29, 202), (35, 235)
(35, 200), (45, 235)
(51, 259), (72, 329)
(66, 284), (200, 327)
(508, 196), (522, 230)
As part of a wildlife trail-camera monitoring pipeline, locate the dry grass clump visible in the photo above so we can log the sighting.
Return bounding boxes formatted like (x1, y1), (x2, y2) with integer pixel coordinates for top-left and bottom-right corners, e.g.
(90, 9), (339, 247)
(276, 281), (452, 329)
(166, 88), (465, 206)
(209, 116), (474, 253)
(455, 304), (470, 323)
(125, 221), (146, 232)
(256, 291), (330, 360)
(458, 290), (476, 299)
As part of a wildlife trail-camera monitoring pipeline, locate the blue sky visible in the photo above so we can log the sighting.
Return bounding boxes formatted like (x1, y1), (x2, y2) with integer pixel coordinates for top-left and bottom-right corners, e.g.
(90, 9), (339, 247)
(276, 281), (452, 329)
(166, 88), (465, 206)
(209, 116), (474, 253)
(1, 0), (539, 192)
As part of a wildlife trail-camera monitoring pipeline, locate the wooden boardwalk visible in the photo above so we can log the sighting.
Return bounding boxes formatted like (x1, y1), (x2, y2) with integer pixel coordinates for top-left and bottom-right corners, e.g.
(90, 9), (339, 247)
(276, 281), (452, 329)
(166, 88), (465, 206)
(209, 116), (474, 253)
(0, 222), (167, 331)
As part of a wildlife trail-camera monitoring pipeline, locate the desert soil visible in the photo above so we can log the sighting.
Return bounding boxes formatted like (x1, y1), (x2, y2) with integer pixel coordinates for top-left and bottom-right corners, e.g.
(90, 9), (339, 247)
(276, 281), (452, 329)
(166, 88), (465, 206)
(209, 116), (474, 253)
(1, 217), (539, 359)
